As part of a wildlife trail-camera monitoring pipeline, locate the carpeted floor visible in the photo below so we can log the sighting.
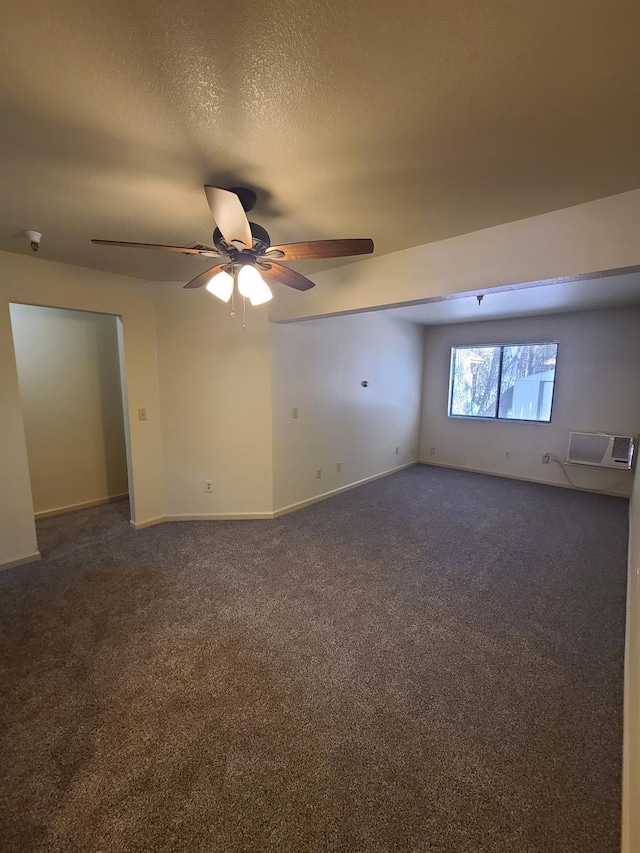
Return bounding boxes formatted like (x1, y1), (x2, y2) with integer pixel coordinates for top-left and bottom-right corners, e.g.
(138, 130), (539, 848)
(0, 466), (628, 852)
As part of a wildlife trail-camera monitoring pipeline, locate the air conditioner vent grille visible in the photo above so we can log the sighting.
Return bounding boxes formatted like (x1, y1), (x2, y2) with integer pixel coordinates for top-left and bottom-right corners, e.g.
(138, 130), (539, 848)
(568, 433), (608, 464)
(612, 436), (632, 461)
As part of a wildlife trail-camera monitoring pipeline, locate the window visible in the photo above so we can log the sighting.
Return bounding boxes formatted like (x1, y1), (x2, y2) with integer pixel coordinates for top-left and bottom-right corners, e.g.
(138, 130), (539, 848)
(449, 343), (558, 422)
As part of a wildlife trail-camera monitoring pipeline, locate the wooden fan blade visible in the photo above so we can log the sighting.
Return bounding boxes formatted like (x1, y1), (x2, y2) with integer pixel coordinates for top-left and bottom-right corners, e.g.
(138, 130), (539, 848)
(183, 262), (230, 289)
(204, 186), (253, 249)
(92, 239), (220, 256)
(261, 262), (315, 291)
(265, 238), (374, 261)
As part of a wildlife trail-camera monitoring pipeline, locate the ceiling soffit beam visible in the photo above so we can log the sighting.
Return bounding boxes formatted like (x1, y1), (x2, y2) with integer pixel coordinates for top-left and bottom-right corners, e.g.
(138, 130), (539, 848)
(268, 190), (640, 323)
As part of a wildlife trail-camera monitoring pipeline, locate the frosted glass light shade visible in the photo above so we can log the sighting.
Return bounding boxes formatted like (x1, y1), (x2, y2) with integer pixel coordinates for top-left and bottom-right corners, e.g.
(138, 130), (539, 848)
(237, 264), (273, 306)
(205, 270), (234, 302)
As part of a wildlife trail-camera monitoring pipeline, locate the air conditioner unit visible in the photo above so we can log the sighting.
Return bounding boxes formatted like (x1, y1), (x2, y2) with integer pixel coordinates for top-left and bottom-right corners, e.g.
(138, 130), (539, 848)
(567, 431), (635, 470)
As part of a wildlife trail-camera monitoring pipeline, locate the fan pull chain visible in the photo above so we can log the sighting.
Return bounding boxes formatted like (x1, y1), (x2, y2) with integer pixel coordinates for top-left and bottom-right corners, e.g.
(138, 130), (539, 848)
(230, 265), (237, 318)
(242, 296), (247, 330)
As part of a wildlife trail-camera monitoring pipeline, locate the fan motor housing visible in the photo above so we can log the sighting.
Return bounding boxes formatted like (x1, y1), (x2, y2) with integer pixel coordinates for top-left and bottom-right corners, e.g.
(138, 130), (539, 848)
(212, 222), (271, 254)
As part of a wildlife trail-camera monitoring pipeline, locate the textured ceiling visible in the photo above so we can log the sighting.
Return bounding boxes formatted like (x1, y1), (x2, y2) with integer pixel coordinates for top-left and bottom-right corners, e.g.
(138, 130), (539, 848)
(1, 0), (639, 282)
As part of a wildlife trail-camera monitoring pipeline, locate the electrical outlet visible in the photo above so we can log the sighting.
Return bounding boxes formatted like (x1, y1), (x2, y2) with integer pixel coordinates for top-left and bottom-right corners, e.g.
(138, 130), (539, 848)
(395, 446), (400, 455)
(292, 407), (298, 419)
(542, 453), (550, 464)
(505, 451), (511, 459)
(336, 462), (342, 472)
(430, 447), (436, 456)
(138, 408), (147, 421)
(204, 480), (213, 493)
(316, 468), (322, 479)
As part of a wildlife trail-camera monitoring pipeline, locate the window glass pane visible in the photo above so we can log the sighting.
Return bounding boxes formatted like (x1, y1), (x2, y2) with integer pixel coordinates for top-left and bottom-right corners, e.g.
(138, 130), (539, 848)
(497, 343), (558, 422)
(450, 346), (501, 417)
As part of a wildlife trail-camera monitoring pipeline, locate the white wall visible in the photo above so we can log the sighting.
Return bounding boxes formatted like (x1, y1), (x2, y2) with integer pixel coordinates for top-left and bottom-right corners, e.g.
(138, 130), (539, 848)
(0, 251), (165, 566)
(271, 313), (424, 511)
(9, 304), (128, 515)
(420, 307), (640, 497)
(154, 286), (274, 518)
(6, 254), (429, 548)
(271, 190), (640, 322)
(623, 473), (640, 852)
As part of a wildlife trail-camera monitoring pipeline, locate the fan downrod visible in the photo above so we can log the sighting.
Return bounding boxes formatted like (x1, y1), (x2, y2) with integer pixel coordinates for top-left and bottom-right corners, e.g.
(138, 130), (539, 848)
(228, 187), (257, 213)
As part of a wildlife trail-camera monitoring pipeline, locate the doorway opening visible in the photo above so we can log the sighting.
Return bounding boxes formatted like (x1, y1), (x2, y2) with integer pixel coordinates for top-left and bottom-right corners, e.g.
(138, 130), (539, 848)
(9, 304), (132, 554)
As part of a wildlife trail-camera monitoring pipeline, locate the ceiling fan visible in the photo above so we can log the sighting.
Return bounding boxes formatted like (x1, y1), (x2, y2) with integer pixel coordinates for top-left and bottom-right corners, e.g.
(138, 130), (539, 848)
(92, 186), (374, 307)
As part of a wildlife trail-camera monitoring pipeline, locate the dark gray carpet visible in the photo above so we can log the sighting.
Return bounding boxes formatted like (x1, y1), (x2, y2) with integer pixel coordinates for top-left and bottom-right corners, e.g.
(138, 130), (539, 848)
(0, 466), (628, 853)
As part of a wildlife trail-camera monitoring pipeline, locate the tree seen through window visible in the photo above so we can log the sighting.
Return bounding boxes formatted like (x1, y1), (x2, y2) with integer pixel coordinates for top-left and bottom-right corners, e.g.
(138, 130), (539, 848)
(449, 343), (557, 422)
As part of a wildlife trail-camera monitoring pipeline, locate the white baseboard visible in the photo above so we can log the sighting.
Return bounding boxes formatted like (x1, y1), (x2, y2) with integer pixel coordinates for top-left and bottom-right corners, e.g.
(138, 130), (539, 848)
(418, 460), (630, 497)
(272, 461), (418, 518)
(129, 516), (165, 530)
(130, 511), (274, 530)
(35, 492), (129, 519)
(167, 511), (274, 522)
(0, 551), (41, 571)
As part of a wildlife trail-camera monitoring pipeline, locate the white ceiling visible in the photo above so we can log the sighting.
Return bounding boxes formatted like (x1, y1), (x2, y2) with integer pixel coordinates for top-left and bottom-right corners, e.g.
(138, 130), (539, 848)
(379, 272), (640, 325)
(0, 0), (639, 282)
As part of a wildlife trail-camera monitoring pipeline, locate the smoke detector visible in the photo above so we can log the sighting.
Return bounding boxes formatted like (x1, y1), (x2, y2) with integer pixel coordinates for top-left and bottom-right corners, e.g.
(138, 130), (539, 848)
(26, 230), (42, 252)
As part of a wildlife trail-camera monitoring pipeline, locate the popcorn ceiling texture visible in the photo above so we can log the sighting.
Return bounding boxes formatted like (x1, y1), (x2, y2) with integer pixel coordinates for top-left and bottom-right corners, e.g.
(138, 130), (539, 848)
(0, 0), (638, 281)
(0, 466), (627, 852)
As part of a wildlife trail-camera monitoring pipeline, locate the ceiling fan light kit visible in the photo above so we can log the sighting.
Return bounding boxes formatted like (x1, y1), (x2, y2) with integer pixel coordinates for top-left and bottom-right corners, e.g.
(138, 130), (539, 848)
(237, 264), (273, 306)
(92, 185), (374, 315)
(205, 269), (234, 303)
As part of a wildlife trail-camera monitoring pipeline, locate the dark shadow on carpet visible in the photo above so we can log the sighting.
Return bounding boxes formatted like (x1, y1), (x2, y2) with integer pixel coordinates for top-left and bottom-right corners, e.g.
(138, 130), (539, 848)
(0, 467), (628, 852)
